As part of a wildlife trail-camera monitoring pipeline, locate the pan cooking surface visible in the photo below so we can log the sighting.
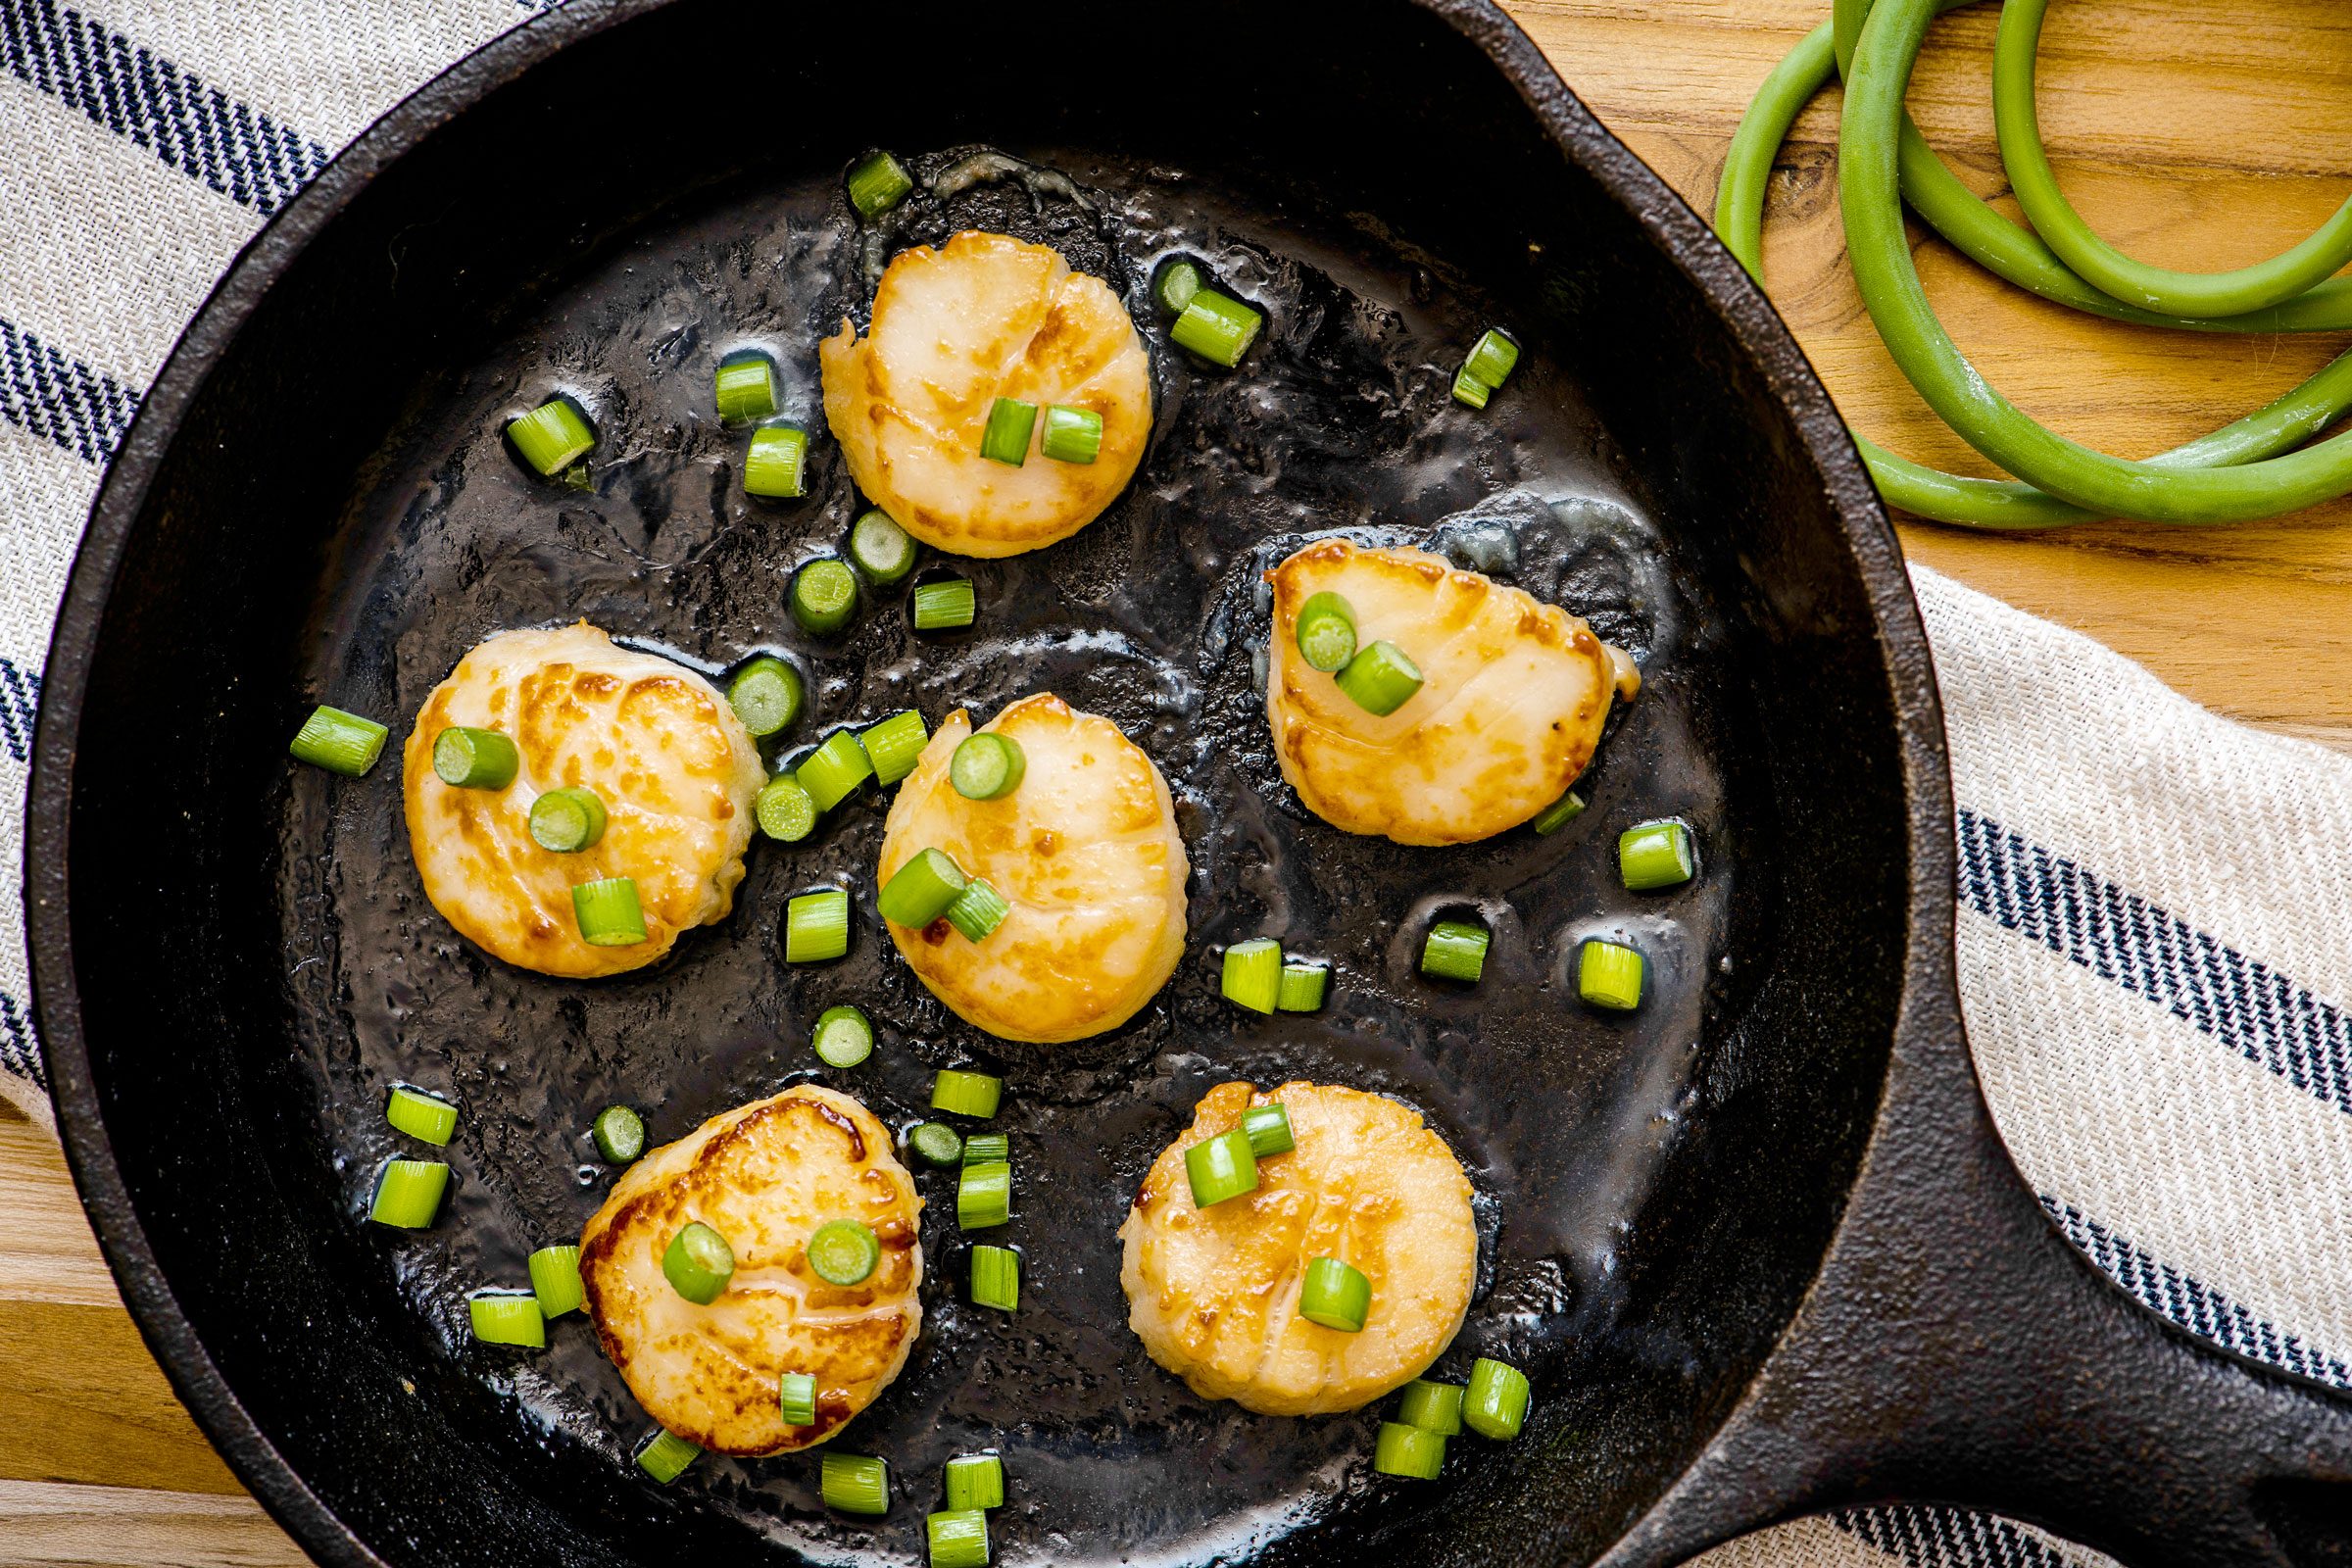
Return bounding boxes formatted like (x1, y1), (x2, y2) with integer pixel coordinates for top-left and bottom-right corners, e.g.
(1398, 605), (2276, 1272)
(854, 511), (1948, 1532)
(276, 146), (1758, 1563)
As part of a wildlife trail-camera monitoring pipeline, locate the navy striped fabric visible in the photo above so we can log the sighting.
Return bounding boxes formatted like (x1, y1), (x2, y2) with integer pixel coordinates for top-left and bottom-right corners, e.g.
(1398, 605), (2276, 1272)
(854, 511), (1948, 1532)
(1955, 805), (2351, 1399)
(1959, 808), (2352, 1118)
(0, 0), (326, 214)
(0, 656), (35, 764)
(0, 652), (35, 1090)
(1835, 1506), (2093, 1568)
(0, 314), (139, 465)
(2045, 1199), (2350, 1392)
(0, 988), (34, 1088)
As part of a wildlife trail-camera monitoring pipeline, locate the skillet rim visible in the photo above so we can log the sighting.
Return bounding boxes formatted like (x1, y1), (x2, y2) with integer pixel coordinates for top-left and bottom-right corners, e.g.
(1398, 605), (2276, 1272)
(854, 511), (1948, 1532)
(21, 2), (1939, 1563)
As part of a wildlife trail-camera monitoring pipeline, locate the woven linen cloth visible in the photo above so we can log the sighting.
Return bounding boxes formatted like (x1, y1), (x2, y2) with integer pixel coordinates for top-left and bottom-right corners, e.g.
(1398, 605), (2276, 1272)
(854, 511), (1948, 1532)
(2, 4), (2346, 1563)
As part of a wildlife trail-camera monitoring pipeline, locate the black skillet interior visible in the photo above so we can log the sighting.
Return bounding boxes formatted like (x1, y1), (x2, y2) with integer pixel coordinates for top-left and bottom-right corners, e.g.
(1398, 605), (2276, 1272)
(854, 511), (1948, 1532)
(41, 2), (1916, 1564)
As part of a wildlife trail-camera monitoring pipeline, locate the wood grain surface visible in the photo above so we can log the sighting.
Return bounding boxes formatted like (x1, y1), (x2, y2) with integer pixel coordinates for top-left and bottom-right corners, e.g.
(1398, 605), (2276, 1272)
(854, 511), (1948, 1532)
(6, 4), (2349, 1562)
(1510, 0), (2352, 753)
(0, 1104), (302, 1562)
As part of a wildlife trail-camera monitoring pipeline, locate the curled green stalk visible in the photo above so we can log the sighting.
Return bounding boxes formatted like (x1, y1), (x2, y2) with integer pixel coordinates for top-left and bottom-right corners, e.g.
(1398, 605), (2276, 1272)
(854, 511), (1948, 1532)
(1715, 0), (2352, 527)
(1839, 0), (2352, 522)
(1829, 0), (2352, 333)
(1992, 0), (2352, 318)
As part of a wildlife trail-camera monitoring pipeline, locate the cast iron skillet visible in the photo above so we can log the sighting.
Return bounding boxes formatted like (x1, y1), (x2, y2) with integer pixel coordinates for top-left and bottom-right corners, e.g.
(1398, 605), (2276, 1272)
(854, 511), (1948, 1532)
(24, 1), (2352, 1564)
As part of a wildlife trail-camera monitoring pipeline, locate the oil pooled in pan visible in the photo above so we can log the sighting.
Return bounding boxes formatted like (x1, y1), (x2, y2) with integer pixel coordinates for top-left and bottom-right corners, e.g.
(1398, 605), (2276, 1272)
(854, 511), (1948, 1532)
(275, 144), (1754, 1564)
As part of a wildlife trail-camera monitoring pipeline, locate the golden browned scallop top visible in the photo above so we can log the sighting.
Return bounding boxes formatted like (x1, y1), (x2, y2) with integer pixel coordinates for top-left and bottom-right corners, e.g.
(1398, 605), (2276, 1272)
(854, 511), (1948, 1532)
(401, 624), (764, 978)
(578, 1086), (923, 1456)
(1264, 539), (1639, 846)
(876, 694), (1189, 1044)
(819, 230), (1152, 559)
(1118, 1082), (1478, 1417)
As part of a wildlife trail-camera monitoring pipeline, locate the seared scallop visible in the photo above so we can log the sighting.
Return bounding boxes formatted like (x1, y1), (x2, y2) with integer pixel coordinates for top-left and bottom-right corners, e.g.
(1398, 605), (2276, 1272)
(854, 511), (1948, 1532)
(578, 1086), (923, 1455)
(403, 623), (764, 978)
(820, 230), (1152, 558)
(1265, 539), (1639, 846)
(876, 694), (1188, 1043)
(1119, 1082), (1477, 1416)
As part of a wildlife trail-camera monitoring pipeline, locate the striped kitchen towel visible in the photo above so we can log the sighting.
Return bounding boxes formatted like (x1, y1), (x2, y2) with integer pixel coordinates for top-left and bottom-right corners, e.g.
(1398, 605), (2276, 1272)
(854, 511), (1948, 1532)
(0, 4), (2344, 1565)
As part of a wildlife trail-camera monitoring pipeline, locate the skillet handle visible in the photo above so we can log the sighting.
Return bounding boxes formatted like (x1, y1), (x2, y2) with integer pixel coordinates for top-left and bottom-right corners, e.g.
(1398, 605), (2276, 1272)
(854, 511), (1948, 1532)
(1614, 993), (2352, 1568)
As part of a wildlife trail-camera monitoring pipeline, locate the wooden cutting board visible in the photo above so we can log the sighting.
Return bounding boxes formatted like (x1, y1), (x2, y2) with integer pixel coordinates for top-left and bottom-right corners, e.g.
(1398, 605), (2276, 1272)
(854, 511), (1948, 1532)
(5, 3), (2348, 1562)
